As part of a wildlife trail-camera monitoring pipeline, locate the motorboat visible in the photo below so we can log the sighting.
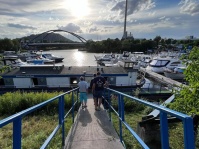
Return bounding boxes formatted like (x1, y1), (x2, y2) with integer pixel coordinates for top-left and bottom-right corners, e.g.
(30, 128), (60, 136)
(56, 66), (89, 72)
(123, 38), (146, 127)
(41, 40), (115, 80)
(146, 56), (184, 74)
(164, 66), (186, 80)
(41, 53), (64, 63)
(120, 51), (131, 60)
(94, 53), (117, 62)
(2, 56), (28, 67)
(26, 55), (55, 64)
(17, 51), (38, 61)
(135, 55), (152, 68)
(117, 59), (140, 70)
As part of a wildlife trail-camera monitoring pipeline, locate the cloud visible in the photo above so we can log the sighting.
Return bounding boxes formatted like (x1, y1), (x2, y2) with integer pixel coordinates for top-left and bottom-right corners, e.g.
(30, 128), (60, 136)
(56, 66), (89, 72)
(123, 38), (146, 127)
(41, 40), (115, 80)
(57, 23), (82, 33)
(179, 0), (199, 16)
(111, 0), (156, 16)
(7, 23), (36, 29)
(87, 26), (99, 33)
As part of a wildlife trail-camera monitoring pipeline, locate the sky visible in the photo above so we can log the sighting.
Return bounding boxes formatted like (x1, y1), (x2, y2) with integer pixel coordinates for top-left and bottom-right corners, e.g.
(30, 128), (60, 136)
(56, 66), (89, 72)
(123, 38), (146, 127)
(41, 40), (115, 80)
(0, 0), (199, 41)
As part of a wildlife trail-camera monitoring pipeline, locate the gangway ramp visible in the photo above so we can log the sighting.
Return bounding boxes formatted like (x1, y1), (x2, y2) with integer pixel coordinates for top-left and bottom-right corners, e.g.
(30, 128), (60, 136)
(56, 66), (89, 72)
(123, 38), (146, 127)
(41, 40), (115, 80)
(64, 94), (124, 149)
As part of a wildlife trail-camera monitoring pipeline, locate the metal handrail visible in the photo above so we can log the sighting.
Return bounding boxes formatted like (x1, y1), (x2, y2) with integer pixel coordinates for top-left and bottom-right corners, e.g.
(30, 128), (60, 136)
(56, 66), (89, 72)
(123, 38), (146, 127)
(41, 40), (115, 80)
(0, 87), (79, 149)
(104, 88), (195, 149)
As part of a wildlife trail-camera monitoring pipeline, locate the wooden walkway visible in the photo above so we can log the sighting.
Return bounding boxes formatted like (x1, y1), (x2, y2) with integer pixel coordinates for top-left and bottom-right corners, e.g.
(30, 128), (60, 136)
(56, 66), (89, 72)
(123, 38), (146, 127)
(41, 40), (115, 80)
(64, 94), (124, 149)
(140, 67), (187, 87)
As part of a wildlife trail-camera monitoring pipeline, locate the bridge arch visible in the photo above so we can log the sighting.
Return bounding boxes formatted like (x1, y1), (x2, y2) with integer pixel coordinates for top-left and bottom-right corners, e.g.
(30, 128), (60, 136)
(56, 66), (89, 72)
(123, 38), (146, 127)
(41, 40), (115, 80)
(28, 29), (87, 43)
(22, 29), (87, 49)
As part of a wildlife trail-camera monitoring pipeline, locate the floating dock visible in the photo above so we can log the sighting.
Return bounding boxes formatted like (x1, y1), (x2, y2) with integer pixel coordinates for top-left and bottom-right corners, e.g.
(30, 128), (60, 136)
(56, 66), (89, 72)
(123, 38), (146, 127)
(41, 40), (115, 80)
(140, 67), (187, 88)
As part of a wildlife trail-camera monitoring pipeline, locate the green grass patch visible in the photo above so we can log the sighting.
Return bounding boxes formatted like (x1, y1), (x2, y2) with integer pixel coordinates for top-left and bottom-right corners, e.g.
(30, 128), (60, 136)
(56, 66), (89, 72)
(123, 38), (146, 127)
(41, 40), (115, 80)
(110, 111), (199, 149)
(0, 114), (74, 149)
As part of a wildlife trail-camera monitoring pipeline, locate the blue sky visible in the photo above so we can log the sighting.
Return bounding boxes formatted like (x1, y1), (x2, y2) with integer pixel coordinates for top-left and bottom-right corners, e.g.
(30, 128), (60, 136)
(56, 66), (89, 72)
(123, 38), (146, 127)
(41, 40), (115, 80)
(0, 0), (199, 41)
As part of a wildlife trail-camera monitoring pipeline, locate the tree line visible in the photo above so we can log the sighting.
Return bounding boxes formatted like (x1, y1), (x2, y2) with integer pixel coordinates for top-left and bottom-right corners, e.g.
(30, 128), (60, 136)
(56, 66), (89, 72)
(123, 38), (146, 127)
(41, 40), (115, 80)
(0, 36), (199, 53)
(85, 36), (199, 53)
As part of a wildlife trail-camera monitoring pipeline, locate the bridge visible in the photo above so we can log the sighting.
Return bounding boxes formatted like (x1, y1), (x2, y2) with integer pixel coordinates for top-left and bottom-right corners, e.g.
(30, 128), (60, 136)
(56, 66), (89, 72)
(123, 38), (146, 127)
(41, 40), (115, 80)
(21, 29), (87, 49)
(0, 88), (195, 149)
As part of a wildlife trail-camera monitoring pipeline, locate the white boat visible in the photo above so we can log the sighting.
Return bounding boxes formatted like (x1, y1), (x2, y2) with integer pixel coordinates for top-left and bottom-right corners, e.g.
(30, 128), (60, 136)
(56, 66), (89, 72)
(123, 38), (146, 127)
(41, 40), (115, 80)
(164, 66), (186, 80)
(26, 55), (55, 64)
(117, 59), (140, 69)
(17, 51), (38, 61)
(120, 51), (131, 60)
(0, 63), (145, 90)
(136, 55), (152, 68)
(94, 53), (117, 62)
(41, 53), (64, 63)
(2, 56), (28, 67)
(146, 56), (184, 74)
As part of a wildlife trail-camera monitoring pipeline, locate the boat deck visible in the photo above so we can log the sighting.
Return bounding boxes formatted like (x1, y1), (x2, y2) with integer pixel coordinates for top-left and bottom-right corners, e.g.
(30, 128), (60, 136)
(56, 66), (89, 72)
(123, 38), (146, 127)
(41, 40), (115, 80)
(2, 65), (130, 76)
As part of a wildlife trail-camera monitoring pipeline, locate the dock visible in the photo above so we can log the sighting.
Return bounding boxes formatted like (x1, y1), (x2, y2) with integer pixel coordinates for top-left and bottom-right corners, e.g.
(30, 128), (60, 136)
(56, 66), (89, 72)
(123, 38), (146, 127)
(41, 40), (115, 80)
(64, 94), (124, 149)
(140, 67), (187, 88)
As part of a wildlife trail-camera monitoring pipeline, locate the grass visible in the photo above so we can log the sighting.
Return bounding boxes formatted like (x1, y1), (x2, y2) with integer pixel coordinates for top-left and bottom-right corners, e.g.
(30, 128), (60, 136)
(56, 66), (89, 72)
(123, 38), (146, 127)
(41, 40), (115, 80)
(0, 114), (74, 149)
(110, 111), (199, 149)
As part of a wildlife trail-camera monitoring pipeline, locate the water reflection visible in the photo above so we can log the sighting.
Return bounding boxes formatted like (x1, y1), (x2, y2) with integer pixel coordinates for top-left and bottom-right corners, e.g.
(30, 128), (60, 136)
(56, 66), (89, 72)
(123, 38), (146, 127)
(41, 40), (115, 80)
(73, 51), (84, 66)
(45, 49), (98, 66)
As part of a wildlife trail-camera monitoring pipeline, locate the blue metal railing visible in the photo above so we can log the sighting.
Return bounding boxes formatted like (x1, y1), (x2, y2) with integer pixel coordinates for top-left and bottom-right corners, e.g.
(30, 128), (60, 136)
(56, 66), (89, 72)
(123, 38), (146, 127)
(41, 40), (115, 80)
(104, 88), (195, 149)
(0, 87), (79, 149)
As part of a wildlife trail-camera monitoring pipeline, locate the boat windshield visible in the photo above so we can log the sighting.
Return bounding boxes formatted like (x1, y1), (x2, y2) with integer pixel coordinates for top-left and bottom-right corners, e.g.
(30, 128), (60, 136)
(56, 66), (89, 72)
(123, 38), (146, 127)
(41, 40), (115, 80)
(149, 59), (169, 67)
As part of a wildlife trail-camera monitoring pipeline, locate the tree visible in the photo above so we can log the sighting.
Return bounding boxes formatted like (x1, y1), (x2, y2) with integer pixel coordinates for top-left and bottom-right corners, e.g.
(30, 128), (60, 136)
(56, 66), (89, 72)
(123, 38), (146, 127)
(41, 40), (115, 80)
(169, 46), (199, 115)
(153, 36), (161, 46)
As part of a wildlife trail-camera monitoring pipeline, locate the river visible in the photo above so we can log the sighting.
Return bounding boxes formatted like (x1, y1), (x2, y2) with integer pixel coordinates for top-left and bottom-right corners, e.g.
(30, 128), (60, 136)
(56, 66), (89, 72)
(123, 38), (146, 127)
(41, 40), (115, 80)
(42, 49), (101, 66)
(42, 49), (162, 89)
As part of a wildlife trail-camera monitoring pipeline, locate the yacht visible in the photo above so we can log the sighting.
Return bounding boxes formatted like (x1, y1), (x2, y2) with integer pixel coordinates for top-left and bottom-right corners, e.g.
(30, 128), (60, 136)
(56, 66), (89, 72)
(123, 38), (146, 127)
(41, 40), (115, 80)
(146, 56), (184, 74)
(41, 53), (64, 63)
(26, 55), (55, 64)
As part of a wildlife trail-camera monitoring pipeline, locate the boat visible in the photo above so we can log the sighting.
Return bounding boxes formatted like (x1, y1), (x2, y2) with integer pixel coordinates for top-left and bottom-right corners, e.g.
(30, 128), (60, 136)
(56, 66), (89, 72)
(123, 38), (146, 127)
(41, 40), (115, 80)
(163, 66), (186, 80)
(137, 55), (152, 68)
(2, 56), (28, 67)
(0, 62), (145, 91)
(120, 51), (131, 60)
(17, 51), (38, 61)
(94, 53), (118, 62)
(117, 59), (140, 69)
(145, 56), (184, 74)
(41, 53), (64, 63)
(26, 55), (55, 64)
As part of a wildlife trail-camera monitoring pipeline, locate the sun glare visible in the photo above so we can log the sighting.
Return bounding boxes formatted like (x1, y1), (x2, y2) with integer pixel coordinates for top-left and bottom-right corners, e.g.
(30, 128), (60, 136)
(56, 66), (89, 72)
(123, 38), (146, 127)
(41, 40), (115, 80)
(73, 51), (84, 66)
(64, 0), (90, 18)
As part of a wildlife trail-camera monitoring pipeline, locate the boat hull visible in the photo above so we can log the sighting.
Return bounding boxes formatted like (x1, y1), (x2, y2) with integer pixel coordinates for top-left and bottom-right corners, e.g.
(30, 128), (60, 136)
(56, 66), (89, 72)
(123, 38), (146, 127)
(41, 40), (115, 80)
(164, 72), (185, 80)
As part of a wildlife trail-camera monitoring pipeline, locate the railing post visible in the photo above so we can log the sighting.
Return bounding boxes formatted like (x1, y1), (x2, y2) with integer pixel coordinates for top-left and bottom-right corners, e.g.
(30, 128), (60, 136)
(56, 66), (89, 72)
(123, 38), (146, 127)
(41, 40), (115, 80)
(183, 117), (195, 149)
(160, 112), (169, 149)
(108, 90), (112, 121)
(118, 94), (123, 143)
(13, 117), (22, 149)
(72, 91), (74, 123)
(121, 95), (125, 121)
(59, 95), (65, 146)
(77, 90), (79, 108)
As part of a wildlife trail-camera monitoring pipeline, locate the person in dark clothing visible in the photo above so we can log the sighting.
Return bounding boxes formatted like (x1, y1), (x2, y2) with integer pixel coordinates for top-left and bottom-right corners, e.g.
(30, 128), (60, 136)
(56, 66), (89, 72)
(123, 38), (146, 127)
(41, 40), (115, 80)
(90, 73), (96, 105)
(92, 71), (107, 111)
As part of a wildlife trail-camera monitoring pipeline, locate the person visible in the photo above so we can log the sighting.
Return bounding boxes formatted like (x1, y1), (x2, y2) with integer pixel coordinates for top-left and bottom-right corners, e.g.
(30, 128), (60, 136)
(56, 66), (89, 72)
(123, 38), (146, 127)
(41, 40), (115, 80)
(90, 73), (96, 105)
(78, 76), (88, 109)
(92, 71), (107, 111)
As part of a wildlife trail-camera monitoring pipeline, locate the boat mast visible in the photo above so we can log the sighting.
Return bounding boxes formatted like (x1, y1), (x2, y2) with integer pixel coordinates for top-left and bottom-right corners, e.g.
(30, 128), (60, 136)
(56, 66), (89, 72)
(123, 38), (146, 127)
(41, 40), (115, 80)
(122, 0), (128, 39)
